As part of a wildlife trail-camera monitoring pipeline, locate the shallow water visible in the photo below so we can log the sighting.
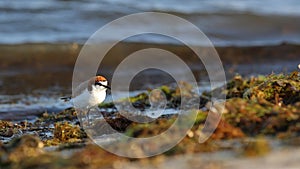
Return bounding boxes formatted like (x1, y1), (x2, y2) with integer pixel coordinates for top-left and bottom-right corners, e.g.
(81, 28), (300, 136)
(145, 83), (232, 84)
(1, 0), (300, 46)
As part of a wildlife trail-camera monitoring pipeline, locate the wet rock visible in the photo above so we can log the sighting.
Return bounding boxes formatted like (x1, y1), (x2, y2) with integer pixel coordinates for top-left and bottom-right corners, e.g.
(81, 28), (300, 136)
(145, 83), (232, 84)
(0, 135), (44, 164)
(44, 122), (86, 146)
(223, 98), (300, 136)
(241, 137), (271, 157)
(0, 121), (14, 137)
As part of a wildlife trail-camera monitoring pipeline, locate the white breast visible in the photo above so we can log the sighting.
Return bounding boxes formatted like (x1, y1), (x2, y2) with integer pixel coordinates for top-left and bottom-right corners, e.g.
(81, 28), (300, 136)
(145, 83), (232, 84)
(71, 86), (106, 110)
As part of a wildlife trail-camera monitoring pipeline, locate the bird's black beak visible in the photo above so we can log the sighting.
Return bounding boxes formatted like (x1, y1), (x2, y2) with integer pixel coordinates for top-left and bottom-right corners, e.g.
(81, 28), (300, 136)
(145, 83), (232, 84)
(96, 83), (111, 90)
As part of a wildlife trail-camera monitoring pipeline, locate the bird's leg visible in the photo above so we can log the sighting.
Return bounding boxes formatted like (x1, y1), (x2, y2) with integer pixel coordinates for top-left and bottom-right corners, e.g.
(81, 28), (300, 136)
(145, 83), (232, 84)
(79, 115), (83, 126)
(95, 106), (101, 113)
(94, 106), (105, 118)
(77, 109), (84, 127)
(77, 110), (86, 127)
(95, 106), (109, 122)
(86, 108), (91, 126)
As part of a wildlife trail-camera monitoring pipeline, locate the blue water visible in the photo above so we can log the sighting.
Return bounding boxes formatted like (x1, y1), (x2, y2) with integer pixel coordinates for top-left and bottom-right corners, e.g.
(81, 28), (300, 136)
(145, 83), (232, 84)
(1, 0), (300, 46)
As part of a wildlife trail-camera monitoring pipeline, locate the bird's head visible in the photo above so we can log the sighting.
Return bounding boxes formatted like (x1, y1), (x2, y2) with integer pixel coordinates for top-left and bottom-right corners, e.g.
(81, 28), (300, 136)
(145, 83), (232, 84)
(88, 75), (111, 92)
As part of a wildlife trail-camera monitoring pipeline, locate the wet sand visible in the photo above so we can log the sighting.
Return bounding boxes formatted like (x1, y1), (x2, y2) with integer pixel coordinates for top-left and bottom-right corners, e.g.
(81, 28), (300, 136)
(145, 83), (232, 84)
(0, 42), (299, 95)
(122, 147), (300, 169)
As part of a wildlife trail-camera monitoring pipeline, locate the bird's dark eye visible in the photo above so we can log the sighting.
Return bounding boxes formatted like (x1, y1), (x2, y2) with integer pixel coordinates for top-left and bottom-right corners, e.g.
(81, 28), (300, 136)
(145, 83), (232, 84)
(94, 82), (111, 90)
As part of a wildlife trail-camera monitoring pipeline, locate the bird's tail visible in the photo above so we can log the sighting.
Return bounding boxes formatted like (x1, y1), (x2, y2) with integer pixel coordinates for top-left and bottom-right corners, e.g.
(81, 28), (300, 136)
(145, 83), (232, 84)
(60, 96), (72, 102)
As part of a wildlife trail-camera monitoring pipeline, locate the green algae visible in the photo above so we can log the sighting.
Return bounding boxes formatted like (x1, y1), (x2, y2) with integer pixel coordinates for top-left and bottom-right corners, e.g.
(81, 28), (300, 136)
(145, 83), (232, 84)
(241, 137), (271, 157)
(224, 71), (300, 105)
(247, 72), (300, 105)
(44, 121), (86, 146)
(223, 98), (300, 136)
(37, 107), (78, 123)
(203, 71), (300, 107)
(123, 110), (244, 156)
(98, 81), (196, 110)
(0, 121), (14, 137)
(125, 115), (177, 138)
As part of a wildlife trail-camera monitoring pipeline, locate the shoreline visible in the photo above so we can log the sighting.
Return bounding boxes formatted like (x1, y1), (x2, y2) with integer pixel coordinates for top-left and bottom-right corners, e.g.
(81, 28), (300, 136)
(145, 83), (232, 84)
(0, 42), (299, 119)
(0, 42), (299, 94)
(1, 42), (300, 67)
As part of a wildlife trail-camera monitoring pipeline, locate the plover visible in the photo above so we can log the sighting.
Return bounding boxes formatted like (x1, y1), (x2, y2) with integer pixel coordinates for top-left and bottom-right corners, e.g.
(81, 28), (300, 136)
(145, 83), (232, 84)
(61, 75), (110, 125)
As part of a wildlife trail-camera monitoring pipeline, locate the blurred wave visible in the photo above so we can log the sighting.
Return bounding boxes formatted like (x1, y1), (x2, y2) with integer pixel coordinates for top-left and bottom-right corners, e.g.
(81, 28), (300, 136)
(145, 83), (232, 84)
(0, 0), (300, 46)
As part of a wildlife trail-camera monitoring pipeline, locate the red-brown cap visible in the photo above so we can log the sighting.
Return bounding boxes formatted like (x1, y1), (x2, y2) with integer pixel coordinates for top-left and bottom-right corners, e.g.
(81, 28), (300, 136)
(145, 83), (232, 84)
(95, 75), (107, 83)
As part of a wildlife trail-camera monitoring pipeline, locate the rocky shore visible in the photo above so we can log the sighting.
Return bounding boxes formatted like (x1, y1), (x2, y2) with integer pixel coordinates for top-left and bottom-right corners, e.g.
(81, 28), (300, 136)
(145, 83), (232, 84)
(1, 71), (299, 168)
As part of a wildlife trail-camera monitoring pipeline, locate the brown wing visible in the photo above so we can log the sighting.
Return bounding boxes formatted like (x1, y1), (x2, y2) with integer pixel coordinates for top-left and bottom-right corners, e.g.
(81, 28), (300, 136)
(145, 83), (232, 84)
(72, 79), (90, 97)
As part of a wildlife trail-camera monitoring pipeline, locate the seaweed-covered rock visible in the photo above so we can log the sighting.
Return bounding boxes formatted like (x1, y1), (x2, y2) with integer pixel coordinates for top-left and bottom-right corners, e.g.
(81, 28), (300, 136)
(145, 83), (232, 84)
(1, 72), (299, 165)
(125, 115), (177, 138)
(247, 72), (300, 105)
(223, 98), (300, 136)
(37, 107), (78, 123)
(45, 122), (86, 146)
(98, 81), (199, 111)
(241, 137), (271, 157)
(0, 135), (44, 164)
(0, 121), (14, 137)
(224, 71), (300, 105)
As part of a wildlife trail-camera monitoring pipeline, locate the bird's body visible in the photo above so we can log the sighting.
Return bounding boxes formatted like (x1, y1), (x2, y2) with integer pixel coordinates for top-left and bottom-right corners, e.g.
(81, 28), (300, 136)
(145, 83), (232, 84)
(71, 84), (107, 110)
(61, 75), (110, 124)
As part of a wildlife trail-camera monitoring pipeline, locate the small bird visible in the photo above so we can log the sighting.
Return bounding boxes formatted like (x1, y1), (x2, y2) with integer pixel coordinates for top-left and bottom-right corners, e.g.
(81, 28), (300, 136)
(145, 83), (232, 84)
(61, 75), (111, 124)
